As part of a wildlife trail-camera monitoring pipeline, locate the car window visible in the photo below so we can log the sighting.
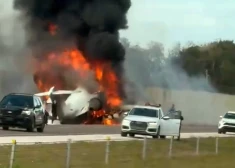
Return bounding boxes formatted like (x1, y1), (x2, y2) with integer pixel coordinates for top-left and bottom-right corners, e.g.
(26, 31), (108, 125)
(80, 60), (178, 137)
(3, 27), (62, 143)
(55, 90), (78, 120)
(34, 97), (39, 107)
(128, 108), (158, 118)
(38, 97), (43, 106)
(0, 95), (34, 108)
(166, 111), (182, 119)
(224, 113), (235, 119)
(36, 97), (42, 107)
(36, 97), (44, 112)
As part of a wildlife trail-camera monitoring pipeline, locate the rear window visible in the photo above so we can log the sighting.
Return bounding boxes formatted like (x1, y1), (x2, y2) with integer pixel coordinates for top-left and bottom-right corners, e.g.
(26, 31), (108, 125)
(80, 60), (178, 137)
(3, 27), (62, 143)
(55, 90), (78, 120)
(0, 95), (34, 108)
(128, 108), (158, 118)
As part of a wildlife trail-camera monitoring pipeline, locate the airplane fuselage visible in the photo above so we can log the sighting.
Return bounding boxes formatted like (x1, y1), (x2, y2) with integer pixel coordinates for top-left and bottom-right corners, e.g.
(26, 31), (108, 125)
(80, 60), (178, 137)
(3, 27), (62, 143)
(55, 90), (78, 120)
(37, 87), (104, 123)
(62, 88), (98, 117)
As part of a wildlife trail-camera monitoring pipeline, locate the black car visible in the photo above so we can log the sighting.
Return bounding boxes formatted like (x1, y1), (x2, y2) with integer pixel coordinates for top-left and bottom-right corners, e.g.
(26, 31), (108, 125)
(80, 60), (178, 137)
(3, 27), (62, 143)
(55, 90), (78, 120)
(0, 93), (46, 132)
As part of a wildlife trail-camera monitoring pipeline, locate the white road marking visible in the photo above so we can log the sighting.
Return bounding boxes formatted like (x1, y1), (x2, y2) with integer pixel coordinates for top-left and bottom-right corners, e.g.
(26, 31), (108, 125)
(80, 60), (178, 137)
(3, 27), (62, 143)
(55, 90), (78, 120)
(0, 132), (234, 145)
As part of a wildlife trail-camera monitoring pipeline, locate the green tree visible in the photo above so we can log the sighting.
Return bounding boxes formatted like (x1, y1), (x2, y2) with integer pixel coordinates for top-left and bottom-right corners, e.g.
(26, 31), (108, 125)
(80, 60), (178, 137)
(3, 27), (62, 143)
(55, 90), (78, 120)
(175, 40), (235, 94)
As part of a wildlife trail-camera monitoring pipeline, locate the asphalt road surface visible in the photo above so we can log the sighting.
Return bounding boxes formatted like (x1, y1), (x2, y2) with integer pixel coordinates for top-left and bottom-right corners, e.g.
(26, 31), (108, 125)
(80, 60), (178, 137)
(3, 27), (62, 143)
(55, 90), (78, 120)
(0, 124), (217, 137)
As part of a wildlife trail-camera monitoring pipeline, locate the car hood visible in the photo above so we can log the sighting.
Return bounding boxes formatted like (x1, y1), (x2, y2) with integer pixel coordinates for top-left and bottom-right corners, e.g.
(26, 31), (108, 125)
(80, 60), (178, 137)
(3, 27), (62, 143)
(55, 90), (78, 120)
(124, 115), (157, 122)
(222, 118), (235, 123)
(0, 106), (30, 111)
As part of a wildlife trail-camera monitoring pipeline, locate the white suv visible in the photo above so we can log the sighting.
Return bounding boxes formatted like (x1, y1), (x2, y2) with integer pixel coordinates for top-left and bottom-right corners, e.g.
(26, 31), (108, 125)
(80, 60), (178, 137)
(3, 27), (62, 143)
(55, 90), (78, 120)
(121, 105), (182, 139)
(218, 111), (235, 134)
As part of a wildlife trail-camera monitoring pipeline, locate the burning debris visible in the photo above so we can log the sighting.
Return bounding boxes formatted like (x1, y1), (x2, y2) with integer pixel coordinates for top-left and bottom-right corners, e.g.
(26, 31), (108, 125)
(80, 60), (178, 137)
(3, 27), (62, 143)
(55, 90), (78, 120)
(13, 0), (132, 124)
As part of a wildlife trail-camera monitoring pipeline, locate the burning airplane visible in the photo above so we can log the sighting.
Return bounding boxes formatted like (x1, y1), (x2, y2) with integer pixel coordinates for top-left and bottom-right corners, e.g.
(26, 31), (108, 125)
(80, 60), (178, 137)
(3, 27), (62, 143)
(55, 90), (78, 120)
(35, 86), (107, 124)
(35, 86), (134, 124)
(14, 0), (132, 124)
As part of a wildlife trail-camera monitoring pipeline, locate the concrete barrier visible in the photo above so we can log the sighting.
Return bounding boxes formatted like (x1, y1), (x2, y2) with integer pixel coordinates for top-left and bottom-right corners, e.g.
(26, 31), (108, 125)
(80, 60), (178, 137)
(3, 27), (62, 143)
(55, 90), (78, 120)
(145, 87), (235, 125)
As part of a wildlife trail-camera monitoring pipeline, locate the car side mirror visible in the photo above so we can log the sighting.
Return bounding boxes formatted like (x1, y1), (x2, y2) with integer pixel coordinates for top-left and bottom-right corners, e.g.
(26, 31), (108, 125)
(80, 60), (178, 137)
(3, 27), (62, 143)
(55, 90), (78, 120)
(162, 116), (170, 120)
(123, 112), (128, 116)
(34, 105), (40, 109)
(219, 116), (223, 118)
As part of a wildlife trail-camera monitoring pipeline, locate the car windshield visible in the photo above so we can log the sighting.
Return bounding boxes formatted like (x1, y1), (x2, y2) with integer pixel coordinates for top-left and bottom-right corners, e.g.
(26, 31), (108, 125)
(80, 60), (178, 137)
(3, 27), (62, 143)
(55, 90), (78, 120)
(224, 113), (235, 119)
(128, 108), (158, 118)
(0, 95), (34, 108)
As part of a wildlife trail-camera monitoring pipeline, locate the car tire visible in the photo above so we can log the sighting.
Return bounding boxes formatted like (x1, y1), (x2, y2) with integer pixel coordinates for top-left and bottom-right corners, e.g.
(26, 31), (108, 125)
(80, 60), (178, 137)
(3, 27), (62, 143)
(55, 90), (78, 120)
(129, 133), (135, 137)
(121, 132), (127, 137)
(153, 126), (160, 139)
(218, 129), (226, 134)
(37, 122), (45, 133)
(2, 126), (9, 130)
(176, 134), (181, 141)
(27, 119), (35, 132)
(160, 135), (166, 139)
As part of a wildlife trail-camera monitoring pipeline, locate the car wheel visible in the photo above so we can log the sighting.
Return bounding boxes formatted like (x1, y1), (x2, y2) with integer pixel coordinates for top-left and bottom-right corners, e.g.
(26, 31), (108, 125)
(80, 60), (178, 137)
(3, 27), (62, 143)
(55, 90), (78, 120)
(176, 134), (181, 141)
(27, 119), (35, 132)
(160, 135), (166, 139)
(37, 122), (45, 133)
(218, 129), (226, 134)
(129, 133), (135, 137)
(2, 126), (9, 130)
(121, 132), (127, 137)
(153, 126), (160, 139)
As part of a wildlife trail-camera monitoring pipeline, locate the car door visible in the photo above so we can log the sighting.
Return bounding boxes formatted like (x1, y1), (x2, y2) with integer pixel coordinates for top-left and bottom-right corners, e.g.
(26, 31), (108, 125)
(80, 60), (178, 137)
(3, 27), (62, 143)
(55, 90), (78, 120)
(169, 111), (181, 135)
(37, 97), (45, 114)
(159, 109), (171, 135)
(160, 110), (182, 136)
(161, 111), (181, 136)
(36, 97), (45, 125)
(34, 97), (43, 125)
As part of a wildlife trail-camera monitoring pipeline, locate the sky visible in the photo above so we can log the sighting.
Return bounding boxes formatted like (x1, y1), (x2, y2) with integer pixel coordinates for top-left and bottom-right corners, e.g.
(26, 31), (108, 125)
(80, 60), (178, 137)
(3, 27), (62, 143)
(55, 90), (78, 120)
(120, 0), (235, 49)
(2, 0), (235, 50)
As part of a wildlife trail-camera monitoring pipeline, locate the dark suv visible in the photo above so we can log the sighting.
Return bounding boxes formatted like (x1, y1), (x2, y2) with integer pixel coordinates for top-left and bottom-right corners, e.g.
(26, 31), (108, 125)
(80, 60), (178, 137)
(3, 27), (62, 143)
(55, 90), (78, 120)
(0, 93), (46, 132)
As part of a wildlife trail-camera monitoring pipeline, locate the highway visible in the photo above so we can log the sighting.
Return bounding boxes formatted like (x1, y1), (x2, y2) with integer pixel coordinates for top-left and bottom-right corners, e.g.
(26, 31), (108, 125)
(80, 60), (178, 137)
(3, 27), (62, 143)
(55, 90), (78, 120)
(0, 124), (217, 137)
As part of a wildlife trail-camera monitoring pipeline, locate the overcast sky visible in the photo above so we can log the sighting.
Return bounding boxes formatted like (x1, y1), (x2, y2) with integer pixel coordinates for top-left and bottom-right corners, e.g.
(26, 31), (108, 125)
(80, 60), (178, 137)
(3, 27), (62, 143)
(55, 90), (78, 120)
(2, 0), (235, 49)
(120, 0), (235, 48)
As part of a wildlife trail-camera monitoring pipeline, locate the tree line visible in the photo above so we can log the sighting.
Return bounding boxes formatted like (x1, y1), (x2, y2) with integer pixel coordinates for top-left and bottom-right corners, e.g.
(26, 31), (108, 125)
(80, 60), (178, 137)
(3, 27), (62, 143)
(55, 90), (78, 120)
(121, 38), (235, 95)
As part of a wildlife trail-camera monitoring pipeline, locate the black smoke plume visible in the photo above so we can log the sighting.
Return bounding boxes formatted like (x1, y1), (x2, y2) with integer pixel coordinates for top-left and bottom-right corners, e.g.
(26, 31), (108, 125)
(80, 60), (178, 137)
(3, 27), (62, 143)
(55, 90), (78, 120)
(13, 0), (131, 99)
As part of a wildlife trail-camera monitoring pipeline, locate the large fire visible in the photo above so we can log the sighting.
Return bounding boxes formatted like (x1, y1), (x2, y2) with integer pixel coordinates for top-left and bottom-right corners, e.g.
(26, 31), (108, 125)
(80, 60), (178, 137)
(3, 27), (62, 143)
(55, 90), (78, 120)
(34, 23), (122, 125)
(33, 24), (122, 125)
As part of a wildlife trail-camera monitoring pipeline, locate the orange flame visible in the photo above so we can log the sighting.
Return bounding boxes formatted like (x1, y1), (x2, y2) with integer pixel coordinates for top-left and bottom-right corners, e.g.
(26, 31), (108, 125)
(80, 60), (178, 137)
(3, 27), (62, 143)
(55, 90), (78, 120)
(92, 110), (105, 118)
(33, 23), (122, 125)
(33, 48), (122, 125)
(103, 118), (119, 125)
(93, 64), (121, 107)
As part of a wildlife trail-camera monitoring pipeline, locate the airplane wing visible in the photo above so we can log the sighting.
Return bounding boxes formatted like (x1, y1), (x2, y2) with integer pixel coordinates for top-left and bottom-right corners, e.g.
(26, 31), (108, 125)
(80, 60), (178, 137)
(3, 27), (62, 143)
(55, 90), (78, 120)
(35, 92), (49, 96)
(53, 90), (74, 95)
(35, 90), (81, 96)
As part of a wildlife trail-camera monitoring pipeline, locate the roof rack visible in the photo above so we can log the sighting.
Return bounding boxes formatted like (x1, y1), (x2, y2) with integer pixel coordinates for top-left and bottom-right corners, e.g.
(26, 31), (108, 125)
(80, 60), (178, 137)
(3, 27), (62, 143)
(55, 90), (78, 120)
(8, 93), (34, 96)
(145, 102), (161, 107)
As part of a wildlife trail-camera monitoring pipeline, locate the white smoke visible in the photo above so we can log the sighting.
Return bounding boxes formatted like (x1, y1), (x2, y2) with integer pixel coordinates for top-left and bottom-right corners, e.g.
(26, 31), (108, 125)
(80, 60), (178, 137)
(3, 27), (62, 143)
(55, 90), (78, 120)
(122, 41), (222, 125)
(0, 1), (37, 97)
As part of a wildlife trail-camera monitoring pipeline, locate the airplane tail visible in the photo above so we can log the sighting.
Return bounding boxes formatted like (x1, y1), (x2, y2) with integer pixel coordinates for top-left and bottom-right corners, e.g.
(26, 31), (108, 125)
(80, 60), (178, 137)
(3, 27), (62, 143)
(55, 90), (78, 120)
(48, 86), (55, 95)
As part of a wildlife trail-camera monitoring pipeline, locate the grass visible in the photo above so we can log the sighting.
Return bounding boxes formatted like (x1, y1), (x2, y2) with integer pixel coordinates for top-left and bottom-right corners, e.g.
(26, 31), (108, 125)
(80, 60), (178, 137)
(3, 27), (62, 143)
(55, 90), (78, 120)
(0, 137), (235, 168)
